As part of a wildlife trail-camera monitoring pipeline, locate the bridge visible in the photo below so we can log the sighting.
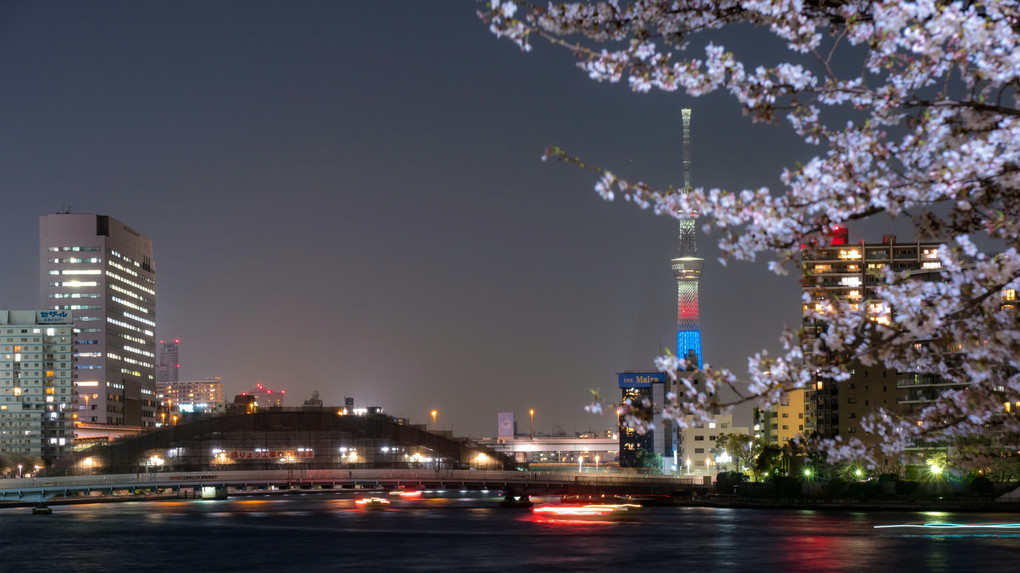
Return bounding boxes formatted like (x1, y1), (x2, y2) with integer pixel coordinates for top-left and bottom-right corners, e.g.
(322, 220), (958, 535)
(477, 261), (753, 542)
(0, 468), (710, 504)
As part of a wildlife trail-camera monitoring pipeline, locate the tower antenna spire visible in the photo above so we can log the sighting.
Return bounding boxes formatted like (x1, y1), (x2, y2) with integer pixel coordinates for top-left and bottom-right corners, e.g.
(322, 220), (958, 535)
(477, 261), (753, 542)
(682, 108), (692, 193)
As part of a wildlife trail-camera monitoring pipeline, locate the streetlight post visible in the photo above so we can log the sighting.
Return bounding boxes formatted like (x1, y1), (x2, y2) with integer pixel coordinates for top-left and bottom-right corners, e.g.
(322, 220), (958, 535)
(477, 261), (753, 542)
(595, 455), (600, 471)
(529, 409), (534, 439)
(431, 410), (437, 431)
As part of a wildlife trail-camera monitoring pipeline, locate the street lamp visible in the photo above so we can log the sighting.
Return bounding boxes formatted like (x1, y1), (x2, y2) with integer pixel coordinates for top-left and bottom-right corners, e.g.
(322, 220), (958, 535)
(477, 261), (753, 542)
(431, 410), (437, 431)
(17, 464), (22, 478)
(595, 455), (600, 471)
(717, 451), (732, 472)
(529, 409), (534, 439)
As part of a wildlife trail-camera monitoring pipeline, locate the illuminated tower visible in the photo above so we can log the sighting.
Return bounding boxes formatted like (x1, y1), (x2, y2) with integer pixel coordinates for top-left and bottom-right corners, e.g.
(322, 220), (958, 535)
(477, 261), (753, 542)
(671, 108), (704, 368)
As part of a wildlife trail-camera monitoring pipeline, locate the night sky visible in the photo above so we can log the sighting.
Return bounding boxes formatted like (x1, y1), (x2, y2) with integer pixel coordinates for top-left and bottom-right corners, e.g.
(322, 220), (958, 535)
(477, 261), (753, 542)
(1, 1), (893, 437)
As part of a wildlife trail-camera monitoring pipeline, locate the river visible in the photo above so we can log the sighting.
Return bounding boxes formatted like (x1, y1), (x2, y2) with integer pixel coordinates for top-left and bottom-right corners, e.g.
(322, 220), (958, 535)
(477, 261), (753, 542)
(1, 491), (1017, 571)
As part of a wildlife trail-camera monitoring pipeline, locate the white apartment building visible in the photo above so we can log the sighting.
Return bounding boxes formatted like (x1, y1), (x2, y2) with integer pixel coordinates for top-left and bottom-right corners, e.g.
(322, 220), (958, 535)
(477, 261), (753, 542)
(678, 413), (750, 476)
(39, 213), (158, 427)
(0, 310), (75, 460)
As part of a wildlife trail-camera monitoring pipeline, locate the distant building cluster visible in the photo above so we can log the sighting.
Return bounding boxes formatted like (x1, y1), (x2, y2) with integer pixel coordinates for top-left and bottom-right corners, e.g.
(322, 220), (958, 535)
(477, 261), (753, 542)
(4, 206), (1005, 480)
(0, 212), (289, 467)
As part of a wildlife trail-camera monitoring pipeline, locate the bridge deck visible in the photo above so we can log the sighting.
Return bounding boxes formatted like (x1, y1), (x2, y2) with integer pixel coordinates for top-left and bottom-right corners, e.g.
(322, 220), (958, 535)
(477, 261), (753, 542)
(0, 469), (709, 502)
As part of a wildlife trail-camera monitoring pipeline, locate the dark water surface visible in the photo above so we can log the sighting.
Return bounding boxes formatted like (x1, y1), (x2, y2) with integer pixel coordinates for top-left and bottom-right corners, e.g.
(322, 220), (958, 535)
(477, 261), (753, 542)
(2, 492), (1018, 572)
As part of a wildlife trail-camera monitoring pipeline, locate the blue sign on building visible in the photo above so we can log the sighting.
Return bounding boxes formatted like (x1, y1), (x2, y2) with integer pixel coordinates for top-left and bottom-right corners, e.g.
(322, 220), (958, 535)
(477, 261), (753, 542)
(617, 372), (667, 388)
(36, 310), (71, 324)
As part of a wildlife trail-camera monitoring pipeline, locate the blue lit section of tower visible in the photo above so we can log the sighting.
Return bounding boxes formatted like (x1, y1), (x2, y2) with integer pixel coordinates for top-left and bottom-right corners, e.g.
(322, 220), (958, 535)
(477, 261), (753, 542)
(671, 108), (704, 369)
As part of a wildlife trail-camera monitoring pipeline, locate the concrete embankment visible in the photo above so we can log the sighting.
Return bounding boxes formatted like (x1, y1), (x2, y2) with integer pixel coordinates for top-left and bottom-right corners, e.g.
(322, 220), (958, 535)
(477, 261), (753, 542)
(672, 496), (1020, 513)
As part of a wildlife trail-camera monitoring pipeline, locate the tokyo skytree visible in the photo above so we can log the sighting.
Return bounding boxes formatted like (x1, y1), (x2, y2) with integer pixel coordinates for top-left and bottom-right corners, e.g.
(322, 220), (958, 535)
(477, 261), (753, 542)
(670, 108), (704, 369)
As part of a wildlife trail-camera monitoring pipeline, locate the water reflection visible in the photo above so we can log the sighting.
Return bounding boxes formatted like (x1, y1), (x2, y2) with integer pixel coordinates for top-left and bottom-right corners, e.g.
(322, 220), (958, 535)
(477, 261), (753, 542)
(1, 494), (1017, 571)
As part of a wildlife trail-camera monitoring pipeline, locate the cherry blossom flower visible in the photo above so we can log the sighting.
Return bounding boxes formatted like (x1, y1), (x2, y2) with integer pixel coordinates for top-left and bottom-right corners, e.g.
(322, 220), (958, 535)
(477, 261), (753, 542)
(480, 0), (1020, 464)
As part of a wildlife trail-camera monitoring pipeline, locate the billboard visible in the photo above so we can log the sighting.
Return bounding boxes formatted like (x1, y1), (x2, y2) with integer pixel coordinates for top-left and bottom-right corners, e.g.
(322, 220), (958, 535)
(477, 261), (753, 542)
(497, 412), (515, 438)
(37, 310), (71, 324)
(617, 372), (667, 388)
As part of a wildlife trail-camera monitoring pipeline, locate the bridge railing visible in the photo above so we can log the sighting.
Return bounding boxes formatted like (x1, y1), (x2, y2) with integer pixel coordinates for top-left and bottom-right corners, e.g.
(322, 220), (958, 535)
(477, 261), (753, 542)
(1, 468), (709, 491)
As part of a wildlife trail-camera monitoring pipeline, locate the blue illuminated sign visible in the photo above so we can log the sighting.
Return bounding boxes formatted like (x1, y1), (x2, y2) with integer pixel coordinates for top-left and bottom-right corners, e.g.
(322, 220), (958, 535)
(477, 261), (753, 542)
(618, 372), (667, 388)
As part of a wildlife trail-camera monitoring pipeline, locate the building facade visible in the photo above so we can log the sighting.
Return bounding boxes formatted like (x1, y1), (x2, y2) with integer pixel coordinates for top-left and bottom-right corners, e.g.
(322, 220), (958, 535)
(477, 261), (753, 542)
(678, 413), (749, 475)
(244, 383), (285, 408)
(156, 339), (179, 384)
(157, 376), (225, 416)
(618, 371), (676, 470)
(39, 213), (158, 427)
(801, 229), (945, 445)
(753, 388), (806, 446)
(0, 310), (75, 460)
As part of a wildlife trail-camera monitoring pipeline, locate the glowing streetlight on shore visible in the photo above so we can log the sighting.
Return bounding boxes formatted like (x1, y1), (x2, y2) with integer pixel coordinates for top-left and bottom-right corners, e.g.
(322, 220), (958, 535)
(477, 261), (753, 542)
(529, 409), (534, 439)
(431, 410), (437, 431)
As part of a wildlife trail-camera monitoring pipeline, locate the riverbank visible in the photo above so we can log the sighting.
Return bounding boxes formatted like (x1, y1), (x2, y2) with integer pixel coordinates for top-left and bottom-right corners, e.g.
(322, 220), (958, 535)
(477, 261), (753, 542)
(673, 495), (1020, 513)
(0, 492), (181, 509)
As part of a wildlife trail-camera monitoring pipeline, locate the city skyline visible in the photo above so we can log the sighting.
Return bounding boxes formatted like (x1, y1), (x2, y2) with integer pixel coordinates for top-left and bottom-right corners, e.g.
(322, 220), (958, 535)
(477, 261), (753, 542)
(0, 2), (918, 437)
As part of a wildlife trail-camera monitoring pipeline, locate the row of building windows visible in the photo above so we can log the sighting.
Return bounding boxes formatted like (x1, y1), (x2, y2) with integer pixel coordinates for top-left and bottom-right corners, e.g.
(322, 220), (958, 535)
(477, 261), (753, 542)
(47, 246), (100, 252)
(106, 269), (155, 296)
(48, 257), (102, 264)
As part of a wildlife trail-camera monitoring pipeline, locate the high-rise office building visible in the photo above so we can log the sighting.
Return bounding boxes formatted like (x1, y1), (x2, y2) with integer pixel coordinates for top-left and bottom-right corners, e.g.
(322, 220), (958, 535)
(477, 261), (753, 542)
(671, 108), (704, 368)
(0, 310), (75, 460)
(156, 339), (179, 383)
(39, 213), (158, 427)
